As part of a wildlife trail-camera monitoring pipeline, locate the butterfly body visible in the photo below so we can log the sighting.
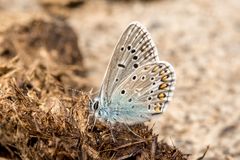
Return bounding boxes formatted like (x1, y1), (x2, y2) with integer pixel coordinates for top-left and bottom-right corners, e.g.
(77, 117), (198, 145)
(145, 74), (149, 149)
(95, 97), (151, 125)
(91, 22), (176, 125)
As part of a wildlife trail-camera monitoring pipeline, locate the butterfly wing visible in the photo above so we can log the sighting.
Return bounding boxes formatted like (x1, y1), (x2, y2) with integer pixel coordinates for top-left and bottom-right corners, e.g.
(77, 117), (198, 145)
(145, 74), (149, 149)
(99, 22), (159, 104)
(108, 62), (176, 124)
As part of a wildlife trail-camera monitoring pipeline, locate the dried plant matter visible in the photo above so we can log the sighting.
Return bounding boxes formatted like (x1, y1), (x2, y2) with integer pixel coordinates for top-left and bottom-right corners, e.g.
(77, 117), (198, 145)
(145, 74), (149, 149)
(0, 77), (189, 159)
(0, 60), (188, 159)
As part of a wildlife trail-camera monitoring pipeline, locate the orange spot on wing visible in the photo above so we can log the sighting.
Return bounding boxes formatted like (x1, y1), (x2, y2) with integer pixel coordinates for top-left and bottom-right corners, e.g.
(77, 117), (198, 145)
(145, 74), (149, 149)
(152, 65), (159, 73)
(160, 69), (166, 75)
(158, 93), (166, 100)
(159, 83), (168, 90)
(161, 75), (169, 82)
(154, 103), (163, 112)
(154, 106), (161, 112)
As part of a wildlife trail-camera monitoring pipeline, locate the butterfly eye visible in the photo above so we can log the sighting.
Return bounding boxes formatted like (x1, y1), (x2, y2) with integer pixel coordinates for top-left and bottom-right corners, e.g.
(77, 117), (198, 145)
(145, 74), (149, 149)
(93, 101), (99, 110)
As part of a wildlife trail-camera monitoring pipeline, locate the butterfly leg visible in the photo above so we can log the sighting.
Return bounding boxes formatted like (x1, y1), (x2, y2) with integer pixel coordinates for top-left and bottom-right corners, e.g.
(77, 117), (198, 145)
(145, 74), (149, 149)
(90, 114), (97, 132)
(108, 121), (116, 142)
(86, 112), (95, 132)
(124, 123), (143, 139)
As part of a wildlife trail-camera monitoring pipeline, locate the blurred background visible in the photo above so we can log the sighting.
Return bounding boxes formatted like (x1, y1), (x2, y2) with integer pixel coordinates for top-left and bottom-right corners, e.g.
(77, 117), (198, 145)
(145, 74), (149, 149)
(0, 0), (239, 159)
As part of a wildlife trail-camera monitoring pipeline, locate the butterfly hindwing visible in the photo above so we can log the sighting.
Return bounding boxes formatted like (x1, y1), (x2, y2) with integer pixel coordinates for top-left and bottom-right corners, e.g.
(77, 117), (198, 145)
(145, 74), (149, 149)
(109, 62), (176, 124)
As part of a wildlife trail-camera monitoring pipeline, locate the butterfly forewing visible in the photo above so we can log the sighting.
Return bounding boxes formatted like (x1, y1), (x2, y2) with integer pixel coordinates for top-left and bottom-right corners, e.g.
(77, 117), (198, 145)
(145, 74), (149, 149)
(100, 22), (159, 103)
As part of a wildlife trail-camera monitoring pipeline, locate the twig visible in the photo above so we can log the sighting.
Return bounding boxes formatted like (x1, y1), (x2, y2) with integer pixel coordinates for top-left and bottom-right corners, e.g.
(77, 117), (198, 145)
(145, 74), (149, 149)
(151, 135), (157, 160)
(100, 139), (147, 152)
(197, 145), (209, 160)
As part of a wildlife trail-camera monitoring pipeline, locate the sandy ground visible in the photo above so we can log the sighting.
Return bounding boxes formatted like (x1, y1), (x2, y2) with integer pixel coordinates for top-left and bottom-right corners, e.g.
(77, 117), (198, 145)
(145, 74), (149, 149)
(1, 0), (240, 159)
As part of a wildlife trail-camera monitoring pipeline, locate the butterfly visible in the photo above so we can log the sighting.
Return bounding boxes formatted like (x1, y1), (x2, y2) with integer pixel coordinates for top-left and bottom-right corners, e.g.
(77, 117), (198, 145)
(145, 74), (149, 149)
(91, 22), (176, 125)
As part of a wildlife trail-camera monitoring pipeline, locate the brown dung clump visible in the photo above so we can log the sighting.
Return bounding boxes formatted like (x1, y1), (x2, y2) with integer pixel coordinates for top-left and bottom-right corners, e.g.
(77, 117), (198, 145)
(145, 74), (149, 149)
(0, 19), (189, 160)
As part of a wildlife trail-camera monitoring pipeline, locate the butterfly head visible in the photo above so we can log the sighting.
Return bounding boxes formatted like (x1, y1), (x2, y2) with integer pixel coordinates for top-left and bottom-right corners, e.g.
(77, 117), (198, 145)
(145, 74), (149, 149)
(90, 97), (110, 123)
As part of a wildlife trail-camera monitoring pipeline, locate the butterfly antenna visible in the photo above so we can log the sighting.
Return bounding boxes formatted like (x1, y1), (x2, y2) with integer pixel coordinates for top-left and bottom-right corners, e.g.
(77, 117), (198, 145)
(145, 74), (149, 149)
(88, 88), (94, 95)
(87, 91), (94, 105)
(56, 83), (83, 97)
(88, 88), (100, 97)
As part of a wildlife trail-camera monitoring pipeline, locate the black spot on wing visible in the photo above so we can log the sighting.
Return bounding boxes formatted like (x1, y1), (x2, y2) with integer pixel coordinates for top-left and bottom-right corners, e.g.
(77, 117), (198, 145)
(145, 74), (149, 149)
(118, 64), (126, 68)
